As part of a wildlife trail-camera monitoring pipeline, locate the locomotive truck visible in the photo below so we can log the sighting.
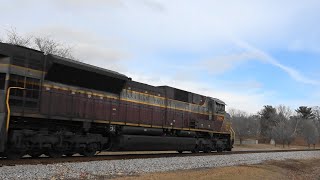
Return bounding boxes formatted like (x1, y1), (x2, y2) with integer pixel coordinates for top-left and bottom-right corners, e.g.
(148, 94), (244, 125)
(0, 43), (235, 159)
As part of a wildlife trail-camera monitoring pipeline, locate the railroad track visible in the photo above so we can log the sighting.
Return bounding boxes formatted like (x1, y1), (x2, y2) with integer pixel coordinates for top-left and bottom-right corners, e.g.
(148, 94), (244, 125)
(0, 149), (319, 167)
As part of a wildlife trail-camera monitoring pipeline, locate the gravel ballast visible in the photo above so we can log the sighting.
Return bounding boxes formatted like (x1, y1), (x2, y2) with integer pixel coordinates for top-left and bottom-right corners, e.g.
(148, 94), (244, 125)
(0, 151), (320, 179)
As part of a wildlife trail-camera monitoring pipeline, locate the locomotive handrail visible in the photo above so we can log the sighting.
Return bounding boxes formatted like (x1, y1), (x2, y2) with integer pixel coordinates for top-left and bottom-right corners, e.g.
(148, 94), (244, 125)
(230, 126), (236, 141)
(6, 87), (26, 133)
(225, 122), (236, 143)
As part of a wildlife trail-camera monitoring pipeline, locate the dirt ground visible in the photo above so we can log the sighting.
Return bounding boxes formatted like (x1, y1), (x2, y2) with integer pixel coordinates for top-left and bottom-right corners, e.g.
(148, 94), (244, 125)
(114, 158), (320, 180)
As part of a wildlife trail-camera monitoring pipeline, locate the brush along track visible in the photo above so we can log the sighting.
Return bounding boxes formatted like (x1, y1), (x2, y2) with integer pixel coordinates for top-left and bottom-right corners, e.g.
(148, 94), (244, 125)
(0, 149), (319, 167)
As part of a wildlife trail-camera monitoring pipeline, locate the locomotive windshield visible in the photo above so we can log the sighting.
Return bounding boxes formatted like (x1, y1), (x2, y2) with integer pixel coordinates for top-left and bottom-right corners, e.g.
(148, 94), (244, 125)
(209, 97), (226, 114)
(216, 102), (225, 113)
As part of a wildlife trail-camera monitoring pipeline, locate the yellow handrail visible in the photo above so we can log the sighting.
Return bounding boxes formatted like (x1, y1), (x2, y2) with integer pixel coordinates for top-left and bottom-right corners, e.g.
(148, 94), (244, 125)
(225, 122), (235, 141)
(230, 126), (236, 141)
(5, 87), (25, 133)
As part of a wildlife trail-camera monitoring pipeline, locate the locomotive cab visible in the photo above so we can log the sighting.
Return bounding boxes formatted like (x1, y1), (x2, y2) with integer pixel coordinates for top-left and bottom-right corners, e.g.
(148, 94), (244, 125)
(209, 97), (226, 115)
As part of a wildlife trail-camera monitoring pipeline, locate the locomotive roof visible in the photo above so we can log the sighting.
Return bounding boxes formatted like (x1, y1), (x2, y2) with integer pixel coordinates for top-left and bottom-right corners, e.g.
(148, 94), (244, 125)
(0, 43), (226, 104)
(210, 97), (226, 105)
(0, 42), (43, 55)
(49, 54), (129, 81)
(0, 43), (129, 81)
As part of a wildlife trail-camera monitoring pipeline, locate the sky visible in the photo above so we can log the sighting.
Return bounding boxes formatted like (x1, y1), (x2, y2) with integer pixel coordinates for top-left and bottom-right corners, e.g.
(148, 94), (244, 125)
(1, 0), (320, 113)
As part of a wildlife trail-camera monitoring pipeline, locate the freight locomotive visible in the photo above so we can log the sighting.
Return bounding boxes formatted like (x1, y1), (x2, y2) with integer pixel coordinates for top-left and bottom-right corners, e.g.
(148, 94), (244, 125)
(0, 43), (234, 159)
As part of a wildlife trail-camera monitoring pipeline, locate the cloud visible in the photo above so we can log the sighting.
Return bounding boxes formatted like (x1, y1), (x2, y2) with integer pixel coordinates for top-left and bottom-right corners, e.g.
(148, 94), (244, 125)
(32, 26), (130, 63)
(33, 26), (120, 45)
(53, 0), (124, 8)
(202, 52), (256, 74)
(99, 1), (303, 48)
(221, 80), (263, 90)
(2, 0), (320, 112)
(139, 0), (166, 12)
(288, 39), (320, 53)
(201, 38), (319, 85)
(49, 0), (166, 12)
(234, 40), (320, 85)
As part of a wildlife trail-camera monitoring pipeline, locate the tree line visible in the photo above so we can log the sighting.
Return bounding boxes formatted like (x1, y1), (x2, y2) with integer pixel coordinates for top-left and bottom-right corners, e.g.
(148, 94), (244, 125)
(229, 105), (320, 148)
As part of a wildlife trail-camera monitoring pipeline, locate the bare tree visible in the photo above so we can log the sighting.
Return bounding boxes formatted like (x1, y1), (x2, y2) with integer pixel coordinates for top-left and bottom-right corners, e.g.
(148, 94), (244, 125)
(277, 105), (293, 120)
(259, 105), (297, 148)
(1, 27), (74, 59)
(313, 106), (320, 121)
(271, 114), (295, 148)
(302, 120), (319, 149)
(277, 105), (299, 143)
(33, 36), (74, 59)
(229, 109), (260, 145)
(312, 106), (320, 133)
(228, 108), (238, 118)
(4, 27), (32, 47)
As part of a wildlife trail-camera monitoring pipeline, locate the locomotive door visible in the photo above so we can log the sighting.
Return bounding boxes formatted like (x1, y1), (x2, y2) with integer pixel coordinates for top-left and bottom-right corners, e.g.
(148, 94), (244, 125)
(208, 100), (213, 121)
(208, 100), (215, 130)
(110, 99), (119, 122)
(0, 73), (6, 112)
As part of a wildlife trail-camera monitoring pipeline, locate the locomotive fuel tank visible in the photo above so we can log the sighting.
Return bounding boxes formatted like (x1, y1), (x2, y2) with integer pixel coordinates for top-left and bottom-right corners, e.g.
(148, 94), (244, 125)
(112, 135), (197, 151)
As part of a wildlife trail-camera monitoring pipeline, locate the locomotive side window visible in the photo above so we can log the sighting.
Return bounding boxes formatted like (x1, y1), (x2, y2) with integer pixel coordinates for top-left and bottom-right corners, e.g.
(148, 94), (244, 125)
(46, 63), (126, 94)
(26, 77), (40, 99)
(9, 74), (25, 97)
(174, 89), (189, 102)
(8, 74), (40, 108)
(8, 74), (25, 106)
(0, 73), (5, 90)
(12, 56), (26, 68)
(192, 94), (201, 104)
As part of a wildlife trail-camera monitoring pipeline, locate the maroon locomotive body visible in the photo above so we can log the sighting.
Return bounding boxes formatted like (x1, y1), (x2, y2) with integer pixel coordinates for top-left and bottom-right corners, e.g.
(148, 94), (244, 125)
(0, 43), (234, 159)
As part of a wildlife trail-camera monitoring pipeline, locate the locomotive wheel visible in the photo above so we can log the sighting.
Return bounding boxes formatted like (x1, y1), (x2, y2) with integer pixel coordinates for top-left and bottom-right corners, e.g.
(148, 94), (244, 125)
(82, 149), (96, 157)
(7, 151), (24, 160)
(191, 148), (200, 153)
(29, 152), (43, 158)
(65, 153), (74, 157)
(203, 148), (211, 153)
(47, 150), (63, 158)
(192, 143), (201, 153)
(82, 143), (98, 157)
(217, 148), (223, 153)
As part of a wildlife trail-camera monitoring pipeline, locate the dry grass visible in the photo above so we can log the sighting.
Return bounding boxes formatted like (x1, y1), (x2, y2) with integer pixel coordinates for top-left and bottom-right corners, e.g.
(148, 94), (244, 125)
(233, 143), (318, 151)
(114, 159), (320, 180)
